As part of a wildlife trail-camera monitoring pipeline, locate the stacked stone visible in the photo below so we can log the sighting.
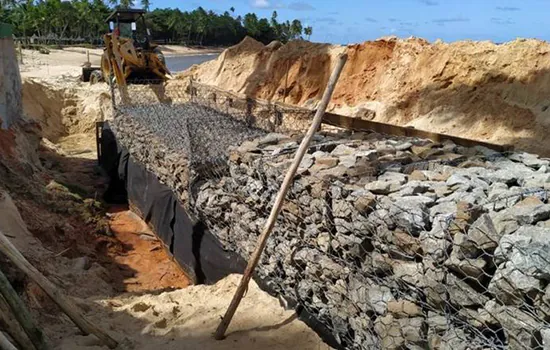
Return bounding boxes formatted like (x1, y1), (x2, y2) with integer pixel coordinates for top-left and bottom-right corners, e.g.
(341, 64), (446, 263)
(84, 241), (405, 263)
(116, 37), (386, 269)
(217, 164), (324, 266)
(112, 104), (550, 349)
(195, 131), (550, 349)
(110, 103), (266, 206)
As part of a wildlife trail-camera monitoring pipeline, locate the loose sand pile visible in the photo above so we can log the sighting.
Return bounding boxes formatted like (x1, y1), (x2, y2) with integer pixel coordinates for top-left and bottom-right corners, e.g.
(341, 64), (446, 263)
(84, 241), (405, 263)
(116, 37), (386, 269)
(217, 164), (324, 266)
(58, 274), (329, 350)
(22, 77), (112, 142)
(182, 37), (550, 156)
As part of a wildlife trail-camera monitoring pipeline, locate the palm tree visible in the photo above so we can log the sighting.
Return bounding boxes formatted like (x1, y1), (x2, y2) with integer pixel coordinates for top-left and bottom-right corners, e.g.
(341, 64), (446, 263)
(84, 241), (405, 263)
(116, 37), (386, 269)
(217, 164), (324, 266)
(140, 0), (149, 11)
(119, 0), (133, 9)
(304, 26), (312, 41)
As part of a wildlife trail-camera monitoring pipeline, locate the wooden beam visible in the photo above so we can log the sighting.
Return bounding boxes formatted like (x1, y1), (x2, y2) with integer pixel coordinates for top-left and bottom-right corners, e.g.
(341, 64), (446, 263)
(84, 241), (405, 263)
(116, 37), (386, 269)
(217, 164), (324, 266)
(0, 268), (48, 350)
(213, 53), (349, 340)
(0, 230), (118, 349)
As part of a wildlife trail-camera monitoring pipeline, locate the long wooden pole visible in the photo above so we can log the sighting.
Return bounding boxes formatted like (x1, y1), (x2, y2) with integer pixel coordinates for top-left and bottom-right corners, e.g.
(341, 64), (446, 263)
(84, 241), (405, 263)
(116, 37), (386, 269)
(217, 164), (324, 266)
(0, 230), (118, 349)
(0, 269), (48, 350)
(0, 297), (36, 350)
(0, 331), (17, 350)
(214, 53), (348, 340)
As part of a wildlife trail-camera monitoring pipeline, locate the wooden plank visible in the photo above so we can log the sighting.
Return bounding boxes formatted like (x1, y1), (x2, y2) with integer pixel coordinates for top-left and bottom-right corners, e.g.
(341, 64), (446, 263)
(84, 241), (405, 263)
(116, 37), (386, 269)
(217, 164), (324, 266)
(322, 112), (514, 153)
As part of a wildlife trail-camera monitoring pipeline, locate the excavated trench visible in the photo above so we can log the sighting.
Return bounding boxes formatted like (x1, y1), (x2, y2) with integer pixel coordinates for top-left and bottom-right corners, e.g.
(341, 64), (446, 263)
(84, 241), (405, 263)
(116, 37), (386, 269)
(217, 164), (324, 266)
(0, 76), (330, 349)
(8, 37), (550, 349)
(105, 95), (550, 350)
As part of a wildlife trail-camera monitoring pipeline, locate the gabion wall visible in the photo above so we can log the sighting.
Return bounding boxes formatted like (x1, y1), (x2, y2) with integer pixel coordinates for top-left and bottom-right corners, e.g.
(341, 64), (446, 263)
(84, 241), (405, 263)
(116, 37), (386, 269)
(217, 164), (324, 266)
(110, 90), (550, 349)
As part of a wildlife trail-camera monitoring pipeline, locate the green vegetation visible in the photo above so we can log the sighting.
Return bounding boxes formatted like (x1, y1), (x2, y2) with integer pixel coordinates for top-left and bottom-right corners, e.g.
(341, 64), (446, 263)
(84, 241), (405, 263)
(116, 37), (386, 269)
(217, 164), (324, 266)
(0, 1), (312, 46)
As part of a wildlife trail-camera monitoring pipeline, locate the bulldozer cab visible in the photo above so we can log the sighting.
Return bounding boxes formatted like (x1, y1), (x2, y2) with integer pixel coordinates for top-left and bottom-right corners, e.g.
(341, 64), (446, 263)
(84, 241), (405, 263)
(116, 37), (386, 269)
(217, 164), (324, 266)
(106, 9), (153, 50)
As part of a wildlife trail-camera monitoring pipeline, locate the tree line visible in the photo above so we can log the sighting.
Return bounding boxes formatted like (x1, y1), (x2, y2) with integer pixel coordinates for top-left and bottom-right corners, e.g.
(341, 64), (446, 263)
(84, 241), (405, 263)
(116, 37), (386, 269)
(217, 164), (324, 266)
(0, 0), (313, 46)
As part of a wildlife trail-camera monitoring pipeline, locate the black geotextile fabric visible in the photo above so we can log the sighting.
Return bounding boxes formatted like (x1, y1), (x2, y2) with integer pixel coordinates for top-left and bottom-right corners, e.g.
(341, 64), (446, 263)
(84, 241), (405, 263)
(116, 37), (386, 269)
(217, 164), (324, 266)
(100, 123), (248, 284)
(99, 123), (341, 349)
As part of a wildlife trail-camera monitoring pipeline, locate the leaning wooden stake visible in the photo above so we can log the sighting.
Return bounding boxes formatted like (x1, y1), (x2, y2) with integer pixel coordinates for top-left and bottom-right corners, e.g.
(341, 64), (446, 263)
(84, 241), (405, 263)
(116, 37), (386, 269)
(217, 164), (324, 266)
(214, 53), (348, 340)
(0, 268), (49, 350)
(0, 295), (36, 350)
(0, 230), (118, 349)
(0, 331), (17, 350)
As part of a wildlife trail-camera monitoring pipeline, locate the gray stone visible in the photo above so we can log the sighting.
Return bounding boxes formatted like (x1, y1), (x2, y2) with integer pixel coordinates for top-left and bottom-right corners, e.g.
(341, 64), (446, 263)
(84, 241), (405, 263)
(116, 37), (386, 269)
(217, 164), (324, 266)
(488, 261), (543, 305)
(257, 133), (289, 146)
(444, 251), (487, 279)
(394, 142), (413, 151)
(365, 180), (401, 195)
(510, 203), (550, 225)
(311, 150), (328, 158)
(374, 315), (426, 349)
(348, 277), (371, 313)
(331, 144), (356, 156)
(389, 196), (434, 233)
(316, 232), (331, 252)
(73, 257), (91, 271)
(378, 172), (408, 184)
(446, 273), (489, 307)
(446, 174), (471, 187)
(509, 152), (550, 169)
(339, 155), (357, 168)
(374, 315), (405, 350)
(463, 213), (500, 253)
(482, 300), (540, 349)
(475, 145), (501, 158)
(332, 199), (354, 218)
(427, 311), (447, 334)
(368, 284), (395, 315)
(419, 218), (451, 263)
(397, 181), (431, 196)
(437, 327), (474, 350)
(370, 252), (393, 276)
(541, 328), (550, 349)
(429, 202), (457, 219)
(393, 261), (425, 287)
(519, 173), (550, 188)
(387, 299), (423, 318)
(298, 154), (314, 170)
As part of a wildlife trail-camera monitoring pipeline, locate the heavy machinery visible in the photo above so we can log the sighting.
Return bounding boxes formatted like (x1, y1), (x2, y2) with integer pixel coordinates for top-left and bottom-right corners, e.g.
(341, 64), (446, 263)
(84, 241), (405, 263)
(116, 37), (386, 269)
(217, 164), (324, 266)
(83, 8), (170, 90)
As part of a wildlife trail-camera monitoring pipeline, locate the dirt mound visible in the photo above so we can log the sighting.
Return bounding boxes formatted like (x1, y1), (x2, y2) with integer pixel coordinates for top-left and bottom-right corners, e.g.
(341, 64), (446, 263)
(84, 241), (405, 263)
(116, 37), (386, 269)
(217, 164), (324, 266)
(22, 77), (111, 142)
(182, 36), (550, 156)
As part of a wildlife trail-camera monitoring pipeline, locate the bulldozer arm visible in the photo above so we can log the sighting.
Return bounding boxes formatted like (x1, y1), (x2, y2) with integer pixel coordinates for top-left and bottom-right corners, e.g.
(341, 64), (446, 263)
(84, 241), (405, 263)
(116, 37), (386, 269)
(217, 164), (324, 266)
(103, 32), (171, 105)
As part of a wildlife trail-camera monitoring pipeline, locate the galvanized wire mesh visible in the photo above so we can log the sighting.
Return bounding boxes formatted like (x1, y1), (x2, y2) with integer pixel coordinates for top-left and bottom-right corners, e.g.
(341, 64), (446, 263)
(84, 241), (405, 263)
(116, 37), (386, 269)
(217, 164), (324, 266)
(110, 81), (550, 350)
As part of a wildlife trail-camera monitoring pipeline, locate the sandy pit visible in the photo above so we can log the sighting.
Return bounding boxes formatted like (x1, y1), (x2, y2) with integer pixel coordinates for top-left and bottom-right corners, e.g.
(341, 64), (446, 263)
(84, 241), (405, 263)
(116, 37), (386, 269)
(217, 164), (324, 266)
(1, 42), (331, 350)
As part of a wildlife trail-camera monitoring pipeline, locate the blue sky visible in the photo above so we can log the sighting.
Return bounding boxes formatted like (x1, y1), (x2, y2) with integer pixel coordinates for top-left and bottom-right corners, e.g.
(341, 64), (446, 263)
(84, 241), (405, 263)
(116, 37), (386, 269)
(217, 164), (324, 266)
(151, 0), (550, 44)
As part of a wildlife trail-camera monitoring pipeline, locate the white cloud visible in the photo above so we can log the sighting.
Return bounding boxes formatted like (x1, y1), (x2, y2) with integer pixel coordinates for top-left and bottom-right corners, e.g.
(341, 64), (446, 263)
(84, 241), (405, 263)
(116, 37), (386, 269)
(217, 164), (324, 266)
(288, 1), (315, 11)
(251, 0), (272, 8)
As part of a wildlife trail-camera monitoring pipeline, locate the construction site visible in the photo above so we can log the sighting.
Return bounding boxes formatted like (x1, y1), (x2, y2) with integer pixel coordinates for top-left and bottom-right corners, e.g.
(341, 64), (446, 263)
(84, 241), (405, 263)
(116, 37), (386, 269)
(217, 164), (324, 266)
(4, 13), (550, 350)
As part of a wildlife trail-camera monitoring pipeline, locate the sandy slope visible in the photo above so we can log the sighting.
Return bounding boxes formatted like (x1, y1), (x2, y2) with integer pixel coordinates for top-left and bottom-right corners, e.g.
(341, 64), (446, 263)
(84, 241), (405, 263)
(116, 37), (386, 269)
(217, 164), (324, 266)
(182, 36), (550, 156)
(0, 123), (330, 350)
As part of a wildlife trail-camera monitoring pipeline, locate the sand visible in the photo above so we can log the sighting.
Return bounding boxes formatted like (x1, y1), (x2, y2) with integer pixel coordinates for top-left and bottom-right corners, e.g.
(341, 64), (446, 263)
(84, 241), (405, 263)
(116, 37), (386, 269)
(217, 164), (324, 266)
(58, 274), (330, 350)
(19, 45), (221, 79)
(0, 122), (331, 350)
(0, 187), (330, 350)
(182, 36), (550, 156)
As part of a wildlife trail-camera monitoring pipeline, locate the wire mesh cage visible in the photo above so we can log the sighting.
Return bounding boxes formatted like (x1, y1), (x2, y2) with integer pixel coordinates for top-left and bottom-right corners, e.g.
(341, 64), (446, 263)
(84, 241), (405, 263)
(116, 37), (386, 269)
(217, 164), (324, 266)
(109, 79), (550, 350)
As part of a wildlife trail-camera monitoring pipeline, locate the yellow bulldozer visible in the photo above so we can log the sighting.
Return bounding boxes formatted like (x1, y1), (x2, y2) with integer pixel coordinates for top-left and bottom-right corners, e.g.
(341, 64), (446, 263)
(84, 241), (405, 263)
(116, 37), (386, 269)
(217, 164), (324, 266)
(83, 8), (170, 98)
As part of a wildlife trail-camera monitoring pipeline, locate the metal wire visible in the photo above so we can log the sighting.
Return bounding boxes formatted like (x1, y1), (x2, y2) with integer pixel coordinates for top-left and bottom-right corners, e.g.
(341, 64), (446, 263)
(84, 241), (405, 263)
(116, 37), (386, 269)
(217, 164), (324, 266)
(110, 81), (550, 350)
